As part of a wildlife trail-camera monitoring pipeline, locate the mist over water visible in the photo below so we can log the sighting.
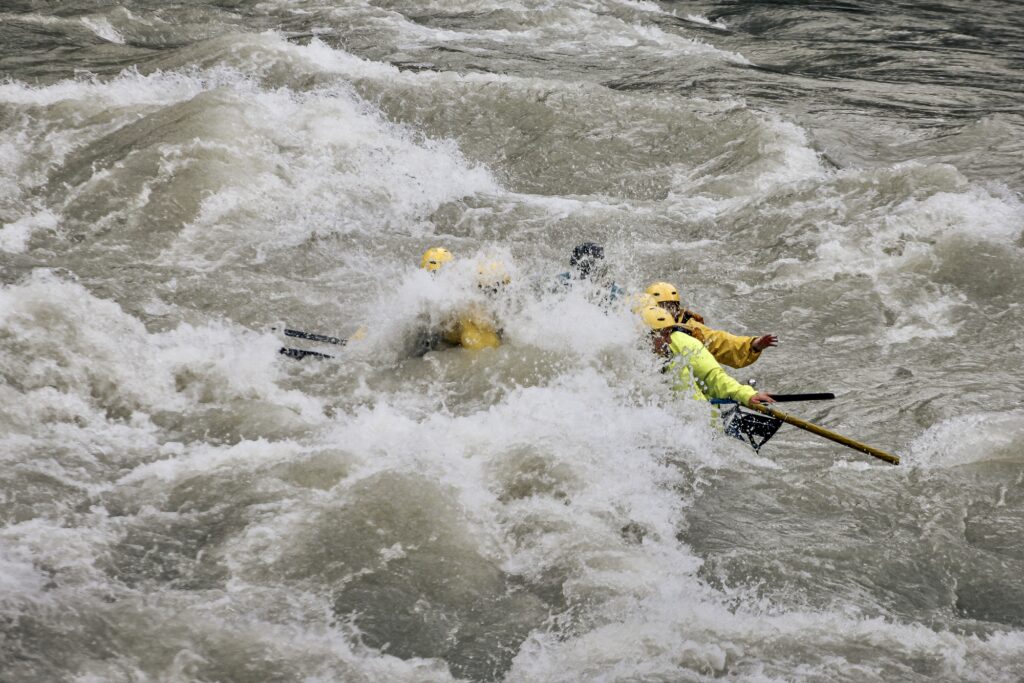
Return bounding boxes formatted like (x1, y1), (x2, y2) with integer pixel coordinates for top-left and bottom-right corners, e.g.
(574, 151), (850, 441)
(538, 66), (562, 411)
(2, 1), (1023, 681)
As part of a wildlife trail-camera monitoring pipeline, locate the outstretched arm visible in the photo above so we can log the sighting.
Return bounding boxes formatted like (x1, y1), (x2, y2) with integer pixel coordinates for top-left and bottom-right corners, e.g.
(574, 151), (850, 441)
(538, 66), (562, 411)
(690, 322), (772, 369)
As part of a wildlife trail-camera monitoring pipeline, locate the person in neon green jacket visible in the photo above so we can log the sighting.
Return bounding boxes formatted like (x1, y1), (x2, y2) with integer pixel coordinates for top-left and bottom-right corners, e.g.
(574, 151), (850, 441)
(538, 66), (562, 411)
(640, 305), (775, 407)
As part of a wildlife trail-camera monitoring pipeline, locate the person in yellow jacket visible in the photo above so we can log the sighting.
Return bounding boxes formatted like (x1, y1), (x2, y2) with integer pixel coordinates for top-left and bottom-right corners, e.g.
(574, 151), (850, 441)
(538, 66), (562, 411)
(644, 281), (777, 369)
(440, 261), (507, 350)
(416, 247), (505, 352)
(641, 305), (775, 407)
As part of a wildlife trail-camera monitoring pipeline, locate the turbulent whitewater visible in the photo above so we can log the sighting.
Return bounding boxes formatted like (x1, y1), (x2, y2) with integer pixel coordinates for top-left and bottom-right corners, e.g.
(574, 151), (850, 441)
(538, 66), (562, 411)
(2, 1), (1024, 681)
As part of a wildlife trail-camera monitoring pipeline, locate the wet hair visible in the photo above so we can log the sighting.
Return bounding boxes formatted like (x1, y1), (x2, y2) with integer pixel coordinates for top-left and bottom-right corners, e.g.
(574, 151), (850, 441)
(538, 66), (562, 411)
(569, 242), (604, 278)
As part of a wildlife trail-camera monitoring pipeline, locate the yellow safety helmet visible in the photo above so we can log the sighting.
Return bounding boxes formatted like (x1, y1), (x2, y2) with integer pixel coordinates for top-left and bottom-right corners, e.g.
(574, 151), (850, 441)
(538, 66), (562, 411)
(640, 305), (676, 330)
(645, 281), (680, 303)
(421, 247), (453, 272)
(629, 292), (658, 313)
(477, 261), (511, 288)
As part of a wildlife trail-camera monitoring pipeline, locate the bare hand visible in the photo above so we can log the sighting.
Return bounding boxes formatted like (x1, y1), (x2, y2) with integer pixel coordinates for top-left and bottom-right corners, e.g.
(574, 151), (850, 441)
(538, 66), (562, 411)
(752, 334), (778, 352)
(748, 392), (776, 406)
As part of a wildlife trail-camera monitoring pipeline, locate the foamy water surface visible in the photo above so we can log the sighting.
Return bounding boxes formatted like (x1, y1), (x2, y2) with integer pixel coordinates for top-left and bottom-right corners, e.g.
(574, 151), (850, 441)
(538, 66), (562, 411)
(2, 1), (1024, 681)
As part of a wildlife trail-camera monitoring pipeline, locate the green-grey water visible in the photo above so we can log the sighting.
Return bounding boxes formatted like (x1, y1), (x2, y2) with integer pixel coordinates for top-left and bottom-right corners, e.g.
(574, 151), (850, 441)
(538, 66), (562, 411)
(2, 1), (1023, 681)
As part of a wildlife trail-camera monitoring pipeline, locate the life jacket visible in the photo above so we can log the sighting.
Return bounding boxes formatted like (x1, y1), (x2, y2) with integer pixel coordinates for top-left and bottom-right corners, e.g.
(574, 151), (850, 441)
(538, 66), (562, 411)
(442, 306), (501, 350)
(674, 310), (761, 369)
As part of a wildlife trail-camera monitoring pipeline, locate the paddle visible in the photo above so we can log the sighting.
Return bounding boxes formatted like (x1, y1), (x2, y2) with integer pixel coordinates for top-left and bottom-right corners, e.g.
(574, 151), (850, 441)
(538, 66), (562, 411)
(273, 327), (345, 361)
(279, 347), (334, 360)
(274, 328), (347, 346)
(746, 403), (899, 465)
(709, 392), (834, 406)
(710, 394), (833, 451)
(720, 403), (782, 452)
(767, 393), (835, 403)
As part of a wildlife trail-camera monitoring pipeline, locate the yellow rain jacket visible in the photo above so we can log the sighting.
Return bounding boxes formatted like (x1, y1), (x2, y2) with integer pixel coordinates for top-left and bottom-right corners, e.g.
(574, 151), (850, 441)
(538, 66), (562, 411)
(442, 306), (501, 350)
(676, 310), (761, 369)
(667, 330), (757, 406)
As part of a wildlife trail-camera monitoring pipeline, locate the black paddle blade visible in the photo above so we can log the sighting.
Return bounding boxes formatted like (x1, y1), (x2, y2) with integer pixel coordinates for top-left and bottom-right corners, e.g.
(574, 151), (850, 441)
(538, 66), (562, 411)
(283, 328), (347, 346)
(279, 347), (334, 360)
(722, 405), (783, 452)
(770, 393), (835, 402)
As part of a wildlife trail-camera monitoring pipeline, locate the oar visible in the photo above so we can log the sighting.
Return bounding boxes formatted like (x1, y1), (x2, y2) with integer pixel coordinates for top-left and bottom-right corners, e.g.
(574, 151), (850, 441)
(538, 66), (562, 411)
(746, 403), (899, 465)
(274, 327), (347, 346)
(279, 347), (334, 360)
(769, 393), (835, 403)
(710, 392), (834, 406)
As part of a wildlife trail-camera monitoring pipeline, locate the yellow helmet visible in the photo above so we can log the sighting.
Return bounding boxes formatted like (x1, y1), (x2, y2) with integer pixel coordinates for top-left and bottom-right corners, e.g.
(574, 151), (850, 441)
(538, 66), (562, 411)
(629, 292), (657, 313)
(645, 281), (680, 303)
(421, 247), (453, 272)
(640, 305), (676, 330)
(477, 261), (511, 288)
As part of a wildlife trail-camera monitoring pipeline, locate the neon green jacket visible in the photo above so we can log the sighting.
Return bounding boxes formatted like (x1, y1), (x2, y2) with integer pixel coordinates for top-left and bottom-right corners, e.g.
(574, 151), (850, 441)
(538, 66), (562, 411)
(667, 330), (758, 406)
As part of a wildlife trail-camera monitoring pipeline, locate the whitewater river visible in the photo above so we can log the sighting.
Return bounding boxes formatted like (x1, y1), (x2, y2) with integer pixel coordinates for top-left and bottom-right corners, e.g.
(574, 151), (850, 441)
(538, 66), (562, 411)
(2, 1), (1023, 681)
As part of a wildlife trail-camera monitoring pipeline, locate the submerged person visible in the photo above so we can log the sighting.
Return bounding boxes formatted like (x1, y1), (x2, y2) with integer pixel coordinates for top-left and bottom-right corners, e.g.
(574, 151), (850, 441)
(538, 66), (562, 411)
(640, 305), (774, 407)
(644, 281), (777, 369)
(414, 248), (508, 353)
(556, 242), (624, 305)
(441, 261), (508, 350)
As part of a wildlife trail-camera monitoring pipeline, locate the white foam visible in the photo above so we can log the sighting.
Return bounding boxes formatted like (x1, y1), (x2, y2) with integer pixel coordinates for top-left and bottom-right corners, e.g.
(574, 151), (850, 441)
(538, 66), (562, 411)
(81, 16), (125, 44)
(508, 581), (1024, 681)
(0, 541), (50, 608)
(907, 410), (1024, 468)
(158, 80), (496, 266)
(0, 69), (222, 228)
(298, 4), (749, 68)
(1, 50), (497, 265)
(668, 111), (825, 208)
(752, 162), (1024, 342)
(225, 363), (724, 586)
(686, 13), (729, 30)
(0, 271), (323, 431)
(890, 179), (1024, 244)
(0, 210), (57, 253)
(795, 163), (1024, 285)
(0, 67), (210, 108)
(0, 516), (115, 591)
(505, 285), (640, 356)
(115, 438), (306, 489)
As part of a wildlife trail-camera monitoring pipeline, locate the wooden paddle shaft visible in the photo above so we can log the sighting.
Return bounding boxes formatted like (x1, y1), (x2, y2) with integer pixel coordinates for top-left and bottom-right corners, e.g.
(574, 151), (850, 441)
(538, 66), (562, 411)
(748, 403), (900, 465)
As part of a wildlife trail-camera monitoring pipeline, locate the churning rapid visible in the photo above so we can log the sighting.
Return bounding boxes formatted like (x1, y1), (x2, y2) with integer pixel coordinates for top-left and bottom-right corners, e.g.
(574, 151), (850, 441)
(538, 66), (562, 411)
(2, 1), (1024, 680)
